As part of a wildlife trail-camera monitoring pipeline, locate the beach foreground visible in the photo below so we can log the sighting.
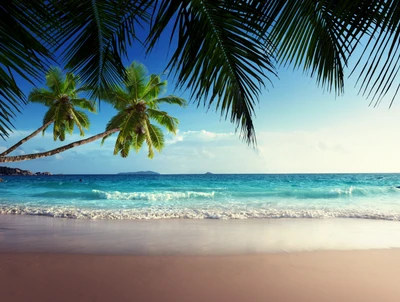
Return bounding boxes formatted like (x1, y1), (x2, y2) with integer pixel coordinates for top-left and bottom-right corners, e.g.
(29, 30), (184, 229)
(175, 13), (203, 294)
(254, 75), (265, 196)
(2, 215), (400, 301)
(1, 250), (400, 302)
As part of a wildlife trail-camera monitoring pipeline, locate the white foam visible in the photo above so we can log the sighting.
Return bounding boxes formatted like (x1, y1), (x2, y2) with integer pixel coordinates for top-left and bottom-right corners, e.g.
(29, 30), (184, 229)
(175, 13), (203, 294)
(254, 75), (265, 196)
(1, 205), (400, 221)
(92, 190), (215, 201)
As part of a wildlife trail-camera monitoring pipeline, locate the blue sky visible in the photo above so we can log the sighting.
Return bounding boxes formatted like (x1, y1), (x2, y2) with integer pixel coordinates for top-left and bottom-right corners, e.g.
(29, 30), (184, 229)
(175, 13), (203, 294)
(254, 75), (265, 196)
(1, 27), (400, 174)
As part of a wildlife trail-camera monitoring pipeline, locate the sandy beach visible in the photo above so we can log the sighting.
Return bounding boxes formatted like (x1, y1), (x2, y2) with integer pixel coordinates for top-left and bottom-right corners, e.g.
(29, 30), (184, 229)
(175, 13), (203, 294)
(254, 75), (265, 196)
(2, 215), (400, 301)
(2, 250), (400, 302)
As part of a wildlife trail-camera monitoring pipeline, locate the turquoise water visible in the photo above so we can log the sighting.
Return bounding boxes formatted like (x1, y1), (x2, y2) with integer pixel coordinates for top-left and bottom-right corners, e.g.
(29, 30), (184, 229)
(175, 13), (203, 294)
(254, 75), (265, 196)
(1, 173), (400, 220)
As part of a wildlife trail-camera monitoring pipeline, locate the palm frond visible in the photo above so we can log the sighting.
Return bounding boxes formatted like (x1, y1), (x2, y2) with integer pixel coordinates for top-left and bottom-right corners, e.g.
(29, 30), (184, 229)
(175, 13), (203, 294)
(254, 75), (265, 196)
(132, 132), (145, 152)
(42, 107), (57, 131)
(45, 67), (65, 95)
(0, 99), (17, 140)
(102, 113), (125, 148)
(53, 1), (152, 99)
(0, 68), (24, 139)
(147, 123), (164, 152)
(104, 111), (127, 132)
(58, 122), (66, 141)
(147, 0), (276, 145)
(66, 118), (75, 134)
(142, 120), (154, 158)
(125, 61), (149, 101)
(64, 72), (79, 96)
(70, 98), (97, 113)
(147, 108), (179, 134)
(0, 1), (57, 138)
(102, 87), (130, 111)
(152, 96), (187, 107)
(70, 109), (90, 136)
(269, 0), (376, 95)
(141, 74), (167, 104)
(28, 88), (55, 106)
(349, 0), (400, 106)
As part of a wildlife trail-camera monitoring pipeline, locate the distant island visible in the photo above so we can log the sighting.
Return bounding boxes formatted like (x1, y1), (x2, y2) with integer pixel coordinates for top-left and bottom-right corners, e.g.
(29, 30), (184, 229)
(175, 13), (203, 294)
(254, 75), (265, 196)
(205, 172), (213, 175)
(118, 171), (160, 175)
(0, 166), (52, 176)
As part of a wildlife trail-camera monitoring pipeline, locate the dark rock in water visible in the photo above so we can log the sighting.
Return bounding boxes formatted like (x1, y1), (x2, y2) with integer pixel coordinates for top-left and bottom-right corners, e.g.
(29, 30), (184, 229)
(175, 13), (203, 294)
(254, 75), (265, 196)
(396, 186), (400, 189)
(0, 166), (52, 176)
(0, 178), (3, 182)
(34, 171), (52, 176)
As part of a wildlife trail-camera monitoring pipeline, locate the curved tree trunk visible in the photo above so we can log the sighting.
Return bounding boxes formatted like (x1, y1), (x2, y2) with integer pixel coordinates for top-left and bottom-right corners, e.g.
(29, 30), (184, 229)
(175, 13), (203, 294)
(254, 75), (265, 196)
(0, 120), (54, 157)
(0, 128), (119, 163)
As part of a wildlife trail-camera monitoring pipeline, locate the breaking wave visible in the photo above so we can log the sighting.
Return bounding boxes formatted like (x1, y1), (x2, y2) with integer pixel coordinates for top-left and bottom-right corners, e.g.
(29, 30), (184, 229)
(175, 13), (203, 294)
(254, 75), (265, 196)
(1, 205), (400, 221)
(91, 190), (215, 200)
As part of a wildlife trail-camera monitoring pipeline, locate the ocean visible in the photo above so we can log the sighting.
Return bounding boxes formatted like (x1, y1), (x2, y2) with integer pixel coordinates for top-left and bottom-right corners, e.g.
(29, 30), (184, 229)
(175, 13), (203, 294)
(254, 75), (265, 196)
(1, 173), (400, 220)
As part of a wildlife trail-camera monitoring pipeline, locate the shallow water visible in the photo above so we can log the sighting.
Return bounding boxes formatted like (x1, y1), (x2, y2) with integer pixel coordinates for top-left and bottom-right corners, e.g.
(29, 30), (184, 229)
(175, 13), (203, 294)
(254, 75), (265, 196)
(1, 173), (400, 220)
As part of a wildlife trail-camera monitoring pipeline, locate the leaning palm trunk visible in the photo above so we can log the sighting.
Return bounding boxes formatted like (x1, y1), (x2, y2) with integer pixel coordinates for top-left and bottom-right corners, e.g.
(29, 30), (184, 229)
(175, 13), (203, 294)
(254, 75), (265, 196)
(0, 128), (119, 163)
(0, 120), (54, 157)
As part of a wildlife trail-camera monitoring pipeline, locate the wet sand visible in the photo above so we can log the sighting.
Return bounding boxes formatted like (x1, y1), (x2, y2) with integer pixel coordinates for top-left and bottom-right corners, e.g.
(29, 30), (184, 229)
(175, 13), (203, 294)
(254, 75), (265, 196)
(2, 215), (400, 301)
(2, 250), (400, 302)
(2, 214), (400, 254)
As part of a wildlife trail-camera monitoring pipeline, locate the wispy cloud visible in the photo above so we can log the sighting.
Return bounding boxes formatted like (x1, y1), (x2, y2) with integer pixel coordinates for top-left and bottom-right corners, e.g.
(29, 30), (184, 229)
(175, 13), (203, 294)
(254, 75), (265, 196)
(166, 129), (235, 145)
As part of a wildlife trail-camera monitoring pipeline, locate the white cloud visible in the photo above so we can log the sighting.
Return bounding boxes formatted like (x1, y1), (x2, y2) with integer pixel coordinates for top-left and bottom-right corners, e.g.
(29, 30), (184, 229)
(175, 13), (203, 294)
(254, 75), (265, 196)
(166, 129), (236, 145)
(165, 130), (184, 145)
(183, 130), (235, 141)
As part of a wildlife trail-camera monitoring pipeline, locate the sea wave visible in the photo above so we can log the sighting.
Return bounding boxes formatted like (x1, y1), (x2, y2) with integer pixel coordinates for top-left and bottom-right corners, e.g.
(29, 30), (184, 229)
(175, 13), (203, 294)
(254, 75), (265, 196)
(27, 189), (215, 201)
(258, 186), (400, 199)
(92, 190), (215, 200)
(1, 205), (400, 221)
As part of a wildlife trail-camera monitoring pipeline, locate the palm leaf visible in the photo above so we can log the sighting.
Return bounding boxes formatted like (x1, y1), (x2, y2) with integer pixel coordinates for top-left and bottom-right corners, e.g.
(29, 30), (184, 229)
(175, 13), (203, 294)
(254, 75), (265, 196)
(147, 0), (276, 145)
(147, 123), (164, 152)
(64, 72), (79, 96)
(349, 0), (400, 106)
(52, 1), (152, 99)
(142, 120), (154, 159)
(269, 1), (374, 95)
(105, 110), (127, 132)
(0, 1), (57, 138)
(132, 132), (145, 152)
(69, 109), (90, 136)
(45, 67), (65, 95)
(141, 74), (166, 104)
(125, 61), (149, 100)
(42, 106), (57, 134)
(152, 96), (187, 107)
(70, 98), (97, 113)
(59, 122), (66, 141)
(28, 88), (56, 106)
(66, 118), (75, 134)
(102, 87), (130, 111)
(147, 108), (179, 134)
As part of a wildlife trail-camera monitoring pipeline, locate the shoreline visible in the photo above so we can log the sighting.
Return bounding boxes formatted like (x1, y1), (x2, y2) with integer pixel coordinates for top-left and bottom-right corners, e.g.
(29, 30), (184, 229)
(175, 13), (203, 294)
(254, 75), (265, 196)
(2, 214), (400, 254)
(2, 250), (400, 302)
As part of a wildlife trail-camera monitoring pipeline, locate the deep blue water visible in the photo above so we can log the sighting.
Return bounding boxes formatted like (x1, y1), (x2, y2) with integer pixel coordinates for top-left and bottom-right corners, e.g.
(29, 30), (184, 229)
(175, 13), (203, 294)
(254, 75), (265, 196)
(1, 173), (400, 220)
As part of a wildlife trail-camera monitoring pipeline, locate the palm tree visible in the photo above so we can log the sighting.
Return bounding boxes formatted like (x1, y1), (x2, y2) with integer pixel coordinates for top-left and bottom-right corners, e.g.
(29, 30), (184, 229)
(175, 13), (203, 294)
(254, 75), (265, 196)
(102, 62), (186, 158)
(0, 67), (95, 157)
(1, 1), (399, 143)
(0, 62), (186, 163)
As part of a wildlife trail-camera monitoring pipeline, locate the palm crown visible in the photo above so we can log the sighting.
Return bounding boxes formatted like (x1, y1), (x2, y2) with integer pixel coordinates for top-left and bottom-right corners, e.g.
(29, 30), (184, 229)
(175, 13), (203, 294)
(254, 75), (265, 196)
(28, 67), (96, 141)
(102, 62), (187, 158)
